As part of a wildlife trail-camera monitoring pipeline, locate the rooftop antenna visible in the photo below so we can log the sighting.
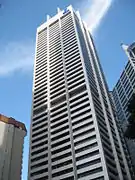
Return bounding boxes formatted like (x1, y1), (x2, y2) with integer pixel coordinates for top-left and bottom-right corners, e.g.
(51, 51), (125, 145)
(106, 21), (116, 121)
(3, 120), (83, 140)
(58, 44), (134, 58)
(47, 15), (50, 21)
(121, 43), (129, 52)
(76, 10), (80, 17)
(57, 7), (61, 13)
(121, 43), (130, 58)
(121, 43), (135, 70)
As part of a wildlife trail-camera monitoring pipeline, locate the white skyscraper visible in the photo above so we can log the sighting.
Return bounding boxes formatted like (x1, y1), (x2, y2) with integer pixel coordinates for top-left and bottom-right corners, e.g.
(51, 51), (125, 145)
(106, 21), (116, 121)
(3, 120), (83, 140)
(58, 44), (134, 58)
(0, 114), (27, 180)
(28, 6), (132, 180)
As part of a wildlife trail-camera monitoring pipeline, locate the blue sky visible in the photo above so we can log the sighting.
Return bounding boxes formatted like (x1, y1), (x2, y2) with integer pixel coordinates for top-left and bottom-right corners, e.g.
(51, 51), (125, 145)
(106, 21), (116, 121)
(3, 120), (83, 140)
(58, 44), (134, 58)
(0, 0), (135, 180)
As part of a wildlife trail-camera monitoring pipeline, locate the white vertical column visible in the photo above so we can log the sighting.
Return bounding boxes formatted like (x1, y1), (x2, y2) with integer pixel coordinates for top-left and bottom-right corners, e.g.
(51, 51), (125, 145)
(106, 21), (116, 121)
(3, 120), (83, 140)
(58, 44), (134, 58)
(69, 6), (109, 179)
(46, 23), (52, 180)
(58, 11), (78, 180)
(89, 32), (132, 180)
(75, 11), (110, 180)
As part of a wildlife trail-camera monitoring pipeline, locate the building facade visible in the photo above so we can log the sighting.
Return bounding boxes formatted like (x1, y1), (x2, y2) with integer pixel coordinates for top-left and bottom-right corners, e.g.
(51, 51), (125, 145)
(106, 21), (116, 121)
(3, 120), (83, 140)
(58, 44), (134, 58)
(0, 114), (27, 180)
(28, 6), (133, 180)
(112, 42), (135, 172)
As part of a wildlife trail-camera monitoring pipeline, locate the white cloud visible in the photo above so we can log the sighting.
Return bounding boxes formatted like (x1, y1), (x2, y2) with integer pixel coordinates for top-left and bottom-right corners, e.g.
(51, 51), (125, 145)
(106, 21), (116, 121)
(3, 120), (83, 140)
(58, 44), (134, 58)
(0, 1), (113, 77)
(79, 0), (113, 33)
(0, 41), (34, 76)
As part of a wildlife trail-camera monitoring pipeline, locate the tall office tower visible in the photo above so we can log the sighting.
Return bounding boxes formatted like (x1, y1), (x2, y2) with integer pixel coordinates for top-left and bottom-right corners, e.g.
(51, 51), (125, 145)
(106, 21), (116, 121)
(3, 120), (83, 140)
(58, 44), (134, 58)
(28, 5), (132, 180)
(112, 42), (135, 172)
(0, 114), (27, 180)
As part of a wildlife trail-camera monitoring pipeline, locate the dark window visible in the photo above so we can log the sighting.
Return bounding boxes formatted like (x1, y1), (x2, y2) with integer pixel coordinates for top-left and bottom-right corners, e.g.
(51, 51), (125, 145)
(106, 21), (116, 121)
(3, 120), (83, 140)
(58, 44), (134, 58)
(32, 134), (48, 144)
(51, 138), (70, 148)
(52, 159), (72, 169)
(31, 153), (48, 163)
(51, 95), (66, 107)
(52, 167), (73, 177)
(77, 158), (101, 170)
(32, 176), (48, 180)
(51, 131), (69, 141)
(75, 142), (98, 154)
(76, 150), (99, 161)
(30, 168), (48, 177)
(51, 144), (71, 155)
(32, 128), (48, 138)
(31, 160), (48, 170)
(52, 152), (71, 162)
(33, 105), (47, 116)
(74, 135), (96, 147)
(69, 85), (86, 98)
(31, 140), (48, 150)
(78, 167), (102, 178)
(31, 147), (48, 156)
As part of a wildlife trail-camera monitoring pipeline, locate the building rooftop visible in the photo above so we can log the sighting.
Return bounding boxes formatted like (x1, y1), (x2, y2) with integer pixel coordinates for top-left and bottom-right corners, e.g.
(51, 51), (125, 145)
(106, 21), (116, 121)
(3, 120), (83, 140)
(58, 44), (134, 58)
(0, 114), (27, 133)
(128, 42), (135, 52)
(37, 5), (76, 33)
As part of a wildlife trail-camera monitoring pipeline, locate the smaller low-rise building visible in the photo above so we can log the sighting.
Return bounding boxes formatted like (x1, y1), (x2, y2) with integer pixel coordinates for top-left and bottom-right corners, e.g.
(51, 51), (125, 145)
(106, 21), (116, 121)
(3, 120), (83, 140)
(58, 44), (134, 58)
(0, 114), (27, 180)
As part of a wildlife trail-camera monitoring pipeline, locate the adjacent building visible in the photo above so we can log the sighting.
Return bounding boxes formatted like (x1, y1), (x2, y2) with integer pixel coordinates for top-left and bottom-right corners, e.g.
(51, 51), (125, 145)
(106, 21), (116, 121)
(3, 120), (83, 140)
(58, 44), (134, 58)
(112, 42), (135, 172)
(0, 114), (27, 180)
(28, 6), (133, 180)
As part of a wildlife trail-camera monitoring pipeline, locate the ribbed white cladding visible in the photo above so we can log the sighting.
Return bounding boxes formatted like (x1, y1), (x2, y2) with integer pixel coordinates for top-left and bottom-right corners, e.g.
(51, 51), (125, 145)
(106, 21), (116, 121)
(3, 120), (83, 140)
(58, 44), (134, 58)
(28, 5), (132, 180)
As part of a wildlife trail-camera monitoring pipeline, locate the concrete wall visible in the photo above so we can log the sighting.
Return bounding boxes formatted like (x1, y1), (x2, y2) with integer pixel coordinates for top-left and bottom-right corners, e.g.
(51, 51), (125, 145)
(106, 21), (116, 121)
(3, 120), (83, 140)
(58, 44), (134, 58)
(9, 128), (25, 180)
(0, 121), (26, 180)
